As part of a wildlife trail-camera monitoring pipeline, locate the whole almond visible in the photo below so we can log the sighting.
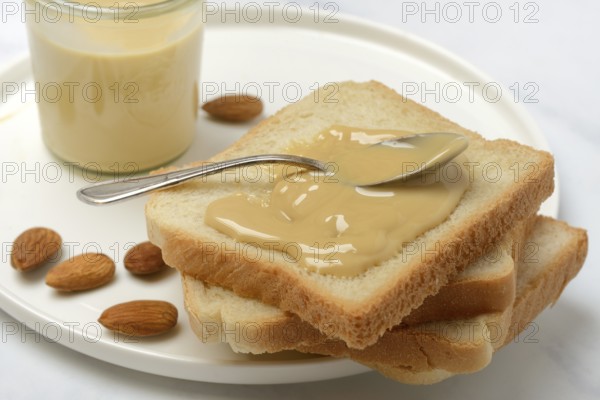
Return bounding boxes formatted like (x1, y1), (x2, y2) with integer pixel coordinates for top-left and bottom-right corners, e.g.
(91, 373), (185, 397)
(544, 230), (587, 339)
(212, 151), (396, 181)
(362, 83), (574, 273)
(46, 253), (115, 292)
(98, 300), (178, 337)
(11, 227), (62, 271)
(124, 241), (168, 275)
(202, 94), (263, 122)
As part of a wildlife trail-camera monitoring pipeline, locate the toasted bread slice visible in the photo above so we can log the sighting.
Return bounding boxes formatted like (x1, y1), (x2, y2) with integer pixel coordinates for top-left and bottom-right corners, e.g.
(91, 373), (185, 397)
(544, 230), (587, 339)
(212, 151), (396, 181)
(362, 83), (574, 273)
(182, 217), (586, 384)
(181, 217), (527, 358)
(146, 81), (554, 348)
(183, 227), (520, 353)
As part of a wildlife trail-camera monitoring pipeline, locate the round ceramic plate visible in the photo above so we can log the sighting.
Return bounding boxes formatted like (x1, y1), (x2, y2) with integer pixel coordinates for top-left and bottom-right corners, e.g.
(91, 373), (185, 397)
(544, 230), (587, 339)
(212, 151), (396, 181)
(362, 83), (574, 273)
(0, 8), (558, 385)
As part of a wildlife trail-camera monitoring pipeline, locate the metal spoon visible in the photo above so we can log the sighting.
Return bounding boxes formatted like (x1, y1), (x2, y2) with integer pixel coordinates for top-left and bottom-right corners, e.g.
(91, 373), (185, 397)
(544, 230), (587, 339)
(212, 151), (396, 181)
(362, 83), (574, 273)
(76, 132), (468, 205)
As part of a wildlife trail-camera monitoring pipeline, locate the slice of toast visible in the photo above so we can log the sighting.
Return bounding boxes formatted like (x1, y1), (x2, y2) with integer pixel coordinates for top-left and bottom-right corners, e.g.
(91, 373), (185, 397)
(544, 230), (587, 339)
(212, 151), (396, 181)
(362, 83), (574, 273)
(146, 81), (555, 349)
(182, 221), (524, 354)
(182, 217), (587, 384)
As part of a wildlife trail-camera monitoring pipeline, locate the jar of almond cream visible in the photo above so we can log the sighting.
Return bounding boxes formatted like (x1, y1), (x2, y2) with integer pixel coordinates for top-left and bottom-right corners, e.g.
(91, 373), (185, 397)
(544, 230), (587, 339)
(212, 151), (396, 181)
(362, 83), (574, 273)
(24, 0), (204, 172)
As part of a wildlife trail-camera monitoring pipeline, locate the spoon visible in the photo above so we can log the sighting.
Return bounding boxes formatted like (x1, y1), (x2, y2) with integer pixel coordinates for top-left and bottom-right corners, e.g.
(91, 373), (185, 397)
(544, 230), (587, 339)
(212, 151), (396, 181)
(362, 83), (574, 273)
(76, 132), (468, 205)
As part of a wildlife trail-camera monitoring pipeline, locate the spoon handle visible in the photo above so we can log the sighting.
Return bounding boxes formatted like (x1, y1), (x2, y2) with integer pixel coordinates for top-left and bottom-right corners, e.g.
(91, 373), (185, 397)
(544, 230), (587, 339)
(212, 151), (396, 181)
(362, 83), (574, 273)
(76, 154), (326, 205)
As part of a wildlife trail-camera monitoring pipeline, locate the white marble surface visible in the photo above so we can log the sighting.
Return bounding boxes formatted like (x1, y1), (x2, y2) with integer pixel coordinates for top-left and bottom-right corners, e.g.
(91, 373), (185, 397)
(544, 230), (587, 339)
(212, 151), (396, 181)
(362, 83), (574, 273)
(1, 0), (599, 398)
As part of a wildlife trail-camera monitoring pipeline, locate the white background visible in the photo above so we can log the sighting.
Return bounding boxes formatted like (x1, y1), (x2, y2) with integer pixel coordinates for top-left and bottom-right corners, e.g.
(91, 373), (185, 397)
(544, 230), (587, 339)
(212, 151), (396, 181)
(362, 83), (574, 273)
(1, 0), (599, 398)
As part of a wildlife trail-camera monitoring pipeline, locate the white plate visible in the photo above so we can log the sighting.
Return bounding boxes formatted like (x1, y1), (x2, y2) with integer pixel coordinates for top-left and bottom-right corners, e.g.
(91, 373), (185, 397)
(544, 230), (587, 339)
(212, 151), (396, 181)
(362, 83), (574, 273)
(0, 8), (558, 385)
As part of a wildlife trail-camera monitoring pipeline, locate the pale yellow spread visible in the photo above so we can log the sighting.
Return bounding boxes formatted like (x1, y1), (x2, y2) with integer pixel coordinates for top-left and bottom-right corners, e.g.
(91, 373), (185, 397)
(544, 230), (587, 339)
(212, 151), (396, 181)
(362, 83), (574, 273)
(205, 126), (470, 277)
(26, 0), (202, 171)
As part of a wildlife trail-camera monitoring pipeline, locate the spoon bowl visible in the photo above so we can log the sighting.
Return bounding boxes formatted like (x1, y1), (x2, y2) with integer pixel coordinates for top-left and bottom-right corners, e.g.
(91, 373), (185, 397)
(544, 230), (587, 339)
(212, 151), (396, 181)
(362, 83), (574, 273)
(370, 132), (468, 184)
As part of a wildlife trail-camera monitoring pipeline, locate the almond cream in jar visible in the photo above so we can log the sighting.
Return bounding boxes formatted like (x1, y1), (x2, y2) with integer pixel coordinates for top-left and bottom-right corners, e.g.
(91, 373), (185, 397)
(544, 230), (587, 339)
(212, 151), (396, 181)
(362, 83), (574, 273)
(24, 0), (203, 172)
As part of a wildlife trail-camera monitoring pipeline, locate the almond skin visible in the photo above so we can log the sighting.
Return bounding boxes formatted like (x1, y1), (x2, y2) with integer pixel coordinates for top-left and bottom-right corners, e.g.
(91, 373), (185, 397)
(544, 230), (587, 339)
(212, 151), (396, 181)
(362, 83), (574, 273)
(98, 300), (178, 337)
(202, 94), (263, 122)
(124, 241), (168, 275)
(46, 253), (115, 292)
(11, 227), (62, 271)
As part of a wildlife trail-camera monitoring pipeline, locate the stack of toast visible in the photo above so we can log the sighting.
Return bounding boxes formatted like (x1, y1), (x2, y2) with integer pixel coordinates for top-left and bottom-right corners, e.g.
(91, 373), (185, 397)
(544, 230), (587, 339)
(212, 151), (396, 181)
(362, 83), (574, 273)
(145, 81), (587, 384)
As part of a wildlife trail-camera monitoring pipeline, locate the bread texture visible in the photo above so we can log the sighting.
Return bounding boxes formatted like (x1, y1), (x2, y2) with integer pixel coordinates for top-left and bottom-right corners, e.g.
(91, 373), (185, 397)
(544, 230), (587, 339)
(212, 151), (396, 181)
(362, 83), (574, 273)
(183, 216), (587, 384)
(145, 81), (555, 349)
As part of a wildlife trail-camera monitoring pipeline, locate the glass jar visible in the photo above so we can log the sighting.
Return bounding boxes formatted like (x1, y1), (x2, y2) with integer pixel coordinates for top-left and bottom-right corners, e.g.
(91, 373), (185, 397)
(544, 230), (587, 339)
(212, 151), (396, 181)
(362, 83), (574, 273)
(24, 0), (204, 172)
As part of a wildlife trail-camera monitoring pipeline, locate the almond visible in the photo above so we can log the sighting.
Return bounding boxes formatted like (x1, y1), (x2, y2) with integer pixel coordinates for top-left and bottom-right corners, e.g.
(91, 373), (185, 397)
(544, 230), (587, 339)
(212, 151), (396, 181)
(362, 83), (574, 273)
(98, 300), (178, 337)
(202, 94), (263, 122)
(46, 253), (115, 291)
(11, 227), (62, 271)
(124, 241), (168, 275)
